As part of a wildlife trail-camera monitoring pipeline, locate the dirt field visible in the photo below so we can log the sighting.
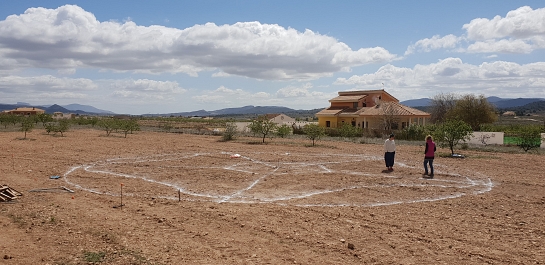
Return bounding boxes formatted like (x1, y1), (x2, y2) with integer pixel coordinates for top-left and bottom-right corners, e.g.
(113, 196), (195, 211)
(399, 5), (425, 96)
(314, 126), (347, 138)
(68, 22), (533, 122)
(1, 129), (544, 264)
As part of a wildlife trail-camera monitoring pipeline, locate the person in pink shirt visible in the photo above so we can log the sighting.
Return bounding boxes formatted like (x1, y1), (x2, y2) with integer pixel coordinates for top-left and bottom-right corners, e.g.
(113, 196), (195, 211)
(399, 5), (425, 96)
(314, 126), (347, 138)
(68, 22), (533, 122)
(423, 135), (436, 178)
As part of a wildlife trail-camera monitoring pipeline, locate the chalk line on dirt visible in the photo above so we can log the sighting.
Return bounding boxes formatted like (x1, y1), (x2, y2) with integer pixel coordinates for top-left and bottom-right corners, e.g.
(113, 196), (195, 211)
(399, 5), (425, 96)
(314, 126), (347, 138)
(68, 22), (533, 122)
(63, 151), (494, 207)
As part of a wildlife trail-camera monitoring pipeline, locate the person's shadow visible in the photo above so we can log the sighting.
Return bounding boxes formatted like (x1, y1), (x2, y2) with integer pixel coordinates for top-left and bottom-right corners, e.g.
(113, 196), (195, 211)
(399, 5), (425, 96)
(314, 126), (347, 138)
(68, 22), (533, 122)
(381, 169), (393, 173)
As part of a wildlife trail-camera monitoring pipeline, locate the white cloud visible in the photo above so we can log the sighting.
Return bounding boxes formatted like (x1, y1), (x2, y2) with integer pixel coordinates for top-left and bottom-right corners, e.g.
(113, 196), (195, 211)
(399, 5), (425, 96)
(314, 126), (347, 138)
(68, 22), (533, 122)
(0, 5), (397, 80)
(466, 39), (534, 54)
(406, 6), (545, 55)
(0, 75), (97, 93)
(109, 79), (186, 102)
(190, 83), (333, 109)
(275, 83), (334, 104)
(334, 58), (545, 99)
(463, 6), (545, 40)
(192, 85), (270, 105)
(111, 79), (185, 93)
(461, 6), (545, 54)
(0, 75), (97, 103)
(405, 35), (462, 55)
(276, 83), (314, 98)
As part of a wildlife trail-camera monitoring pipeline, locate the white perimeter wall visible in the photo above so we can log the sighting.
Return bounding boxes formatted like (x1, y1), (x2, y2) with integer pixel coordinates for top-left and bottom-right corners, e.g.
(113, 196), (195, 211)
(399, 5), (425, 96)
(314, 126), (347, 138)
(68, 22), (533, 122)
(468, 132), (504, 145)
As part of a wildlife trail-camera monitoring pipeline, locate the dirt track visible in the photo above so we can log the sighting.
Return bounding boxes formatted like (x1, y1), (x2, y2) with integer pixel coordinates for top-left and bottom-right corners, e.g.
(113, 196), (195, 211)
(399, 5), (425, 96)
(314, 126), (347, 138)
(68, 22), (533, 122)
(1, 129), (544, 264)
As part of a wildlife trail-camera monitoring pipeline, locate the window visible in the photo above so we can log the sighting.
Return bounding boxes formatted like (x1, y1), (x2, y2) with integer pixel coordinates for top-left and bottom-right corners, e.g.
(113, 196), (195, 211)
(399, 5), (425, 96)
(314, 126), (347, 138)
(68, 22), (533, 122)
(326, 121), (330, 127)
(353, 102), (358, 108)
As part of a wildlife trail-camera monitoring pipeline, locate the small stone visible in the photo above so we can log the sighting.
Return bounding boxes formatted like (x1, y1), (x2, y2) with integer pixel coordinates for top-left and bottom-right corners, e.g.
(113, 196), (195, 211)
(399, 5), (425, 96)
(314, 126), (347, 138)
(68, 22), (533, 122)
(340, 239), (345, 243)
(347, 243), (355, 250)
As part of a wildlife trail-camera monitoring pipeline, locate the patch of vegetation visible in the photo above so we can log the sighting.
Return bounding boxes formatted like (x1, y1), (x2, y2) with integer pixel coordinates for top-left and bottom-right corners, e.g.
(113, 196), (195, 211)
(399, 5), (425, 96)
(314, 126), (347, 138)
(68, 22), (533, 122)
(83, 251), (106, 263)
(8, 214), (26, 227)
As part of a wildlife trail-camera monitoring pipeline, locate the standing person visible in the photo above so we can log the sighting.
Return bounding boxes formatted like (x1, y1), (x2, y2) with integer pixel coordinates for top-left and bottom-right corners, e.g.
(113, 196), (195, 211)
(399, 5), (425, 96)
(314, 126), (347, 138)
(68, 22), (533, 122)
(423, 135), (436, 178)
(384, 134), (396, 171)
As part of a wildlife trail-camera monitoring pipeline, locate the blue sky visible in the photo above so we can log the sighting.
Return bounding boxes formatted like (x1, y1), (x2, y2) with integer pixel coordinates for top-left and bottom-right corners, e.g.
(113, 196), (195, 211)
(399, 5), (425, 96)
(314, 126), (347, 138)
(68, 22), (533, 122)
(1, 1), (544, 114)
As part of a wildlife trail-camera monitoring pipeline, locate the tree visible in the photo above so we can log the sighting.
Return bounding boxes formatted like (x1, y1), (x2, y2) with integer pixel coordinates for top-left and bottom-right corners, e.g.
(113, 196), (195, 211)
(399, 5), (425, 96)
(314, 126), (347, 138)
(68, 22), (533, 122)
(430, 93), (457, 124)
(515, 125), (543, 152)
(88, 116), (99, 127)
(98, 119), (118, 136)
(448, 94), (497, 131)
(303, 124), (325, 146)
(7, 114), (21, 127)
(432, 119), (473, 155)
(379, 102), (400, 131)
(21, 117), (34, 139)
(36, 113), (53, 126)
(44, 122), (56, 134)
(248, 116), (278, 143)
(56, 119), (70, 136)
(338, 123), (361, 140)
(118, 119), (140, 138)
(275, 124), (292, 138)
(0, 114), (8, 128)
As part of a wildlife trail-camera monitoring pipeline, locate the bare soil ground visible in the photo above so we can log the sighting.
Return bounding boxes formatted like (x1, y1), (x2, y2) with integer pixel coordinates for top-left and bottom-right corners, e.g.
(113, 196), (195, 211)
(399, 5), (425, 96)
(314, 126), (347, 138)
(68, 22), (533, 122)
(1, 129), (544, 264)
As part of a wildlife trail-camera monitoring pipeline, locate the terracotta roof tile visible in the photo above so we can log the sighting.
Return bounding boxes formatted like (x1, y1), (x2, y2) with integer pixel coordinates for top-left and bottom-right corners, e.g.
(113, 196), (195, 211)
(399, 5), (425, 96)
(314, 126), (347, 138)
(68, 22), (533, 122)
(358, 102), (430, 116)
(315, 108), (343, 115)
(329, 95), (366, 102)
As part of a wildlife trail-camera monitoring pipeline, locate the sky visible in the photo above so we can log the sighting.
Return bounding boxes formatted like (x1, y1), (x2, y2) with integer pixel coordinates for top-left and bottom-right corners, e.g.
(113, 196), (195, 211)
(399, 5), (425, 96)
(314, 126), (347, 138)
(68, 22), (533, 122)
(1, 1), (545, 115)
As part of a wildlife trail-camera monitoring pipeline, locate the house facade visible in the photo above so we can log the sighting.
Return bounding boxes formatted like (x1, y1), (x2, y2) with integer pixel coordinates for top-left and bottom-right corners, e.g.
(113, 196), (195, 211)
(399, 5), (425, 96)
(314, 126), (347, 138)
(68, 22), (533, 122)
(316, 90), (431, 130)
(3, 107), (45, 116)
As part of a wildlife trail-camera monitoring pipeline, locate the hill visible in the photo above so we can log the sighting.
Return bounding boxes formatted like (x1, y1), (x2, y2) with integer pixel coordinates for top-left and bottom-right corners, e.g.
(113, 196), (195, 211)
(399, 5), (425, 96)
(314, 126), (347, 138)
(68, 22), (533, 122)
(401, 97), (545, 109)
(62, 104), (115, 114)
(0, 103), (112, 115)
(144, 105), (322, 119)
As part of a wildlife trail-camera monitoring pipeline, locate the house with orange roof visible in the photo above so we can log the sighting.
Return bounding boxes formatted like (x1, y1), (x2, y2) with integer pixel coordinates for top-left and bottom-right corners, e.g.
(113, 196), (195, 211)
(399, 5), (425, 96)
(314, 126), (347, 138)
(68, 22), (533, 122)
(315, 90), (431, 130)
(4, 107), (45, 116)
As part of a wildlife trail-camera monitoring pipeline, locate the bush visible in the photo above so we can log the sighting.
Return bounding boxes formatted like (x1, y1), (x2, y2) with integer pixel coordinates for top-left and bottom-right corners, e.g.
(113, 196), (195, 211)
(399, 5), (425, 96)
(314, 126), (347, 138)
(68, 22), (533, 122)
(222, 122), (238, 141)
(397, 125), (427, 140)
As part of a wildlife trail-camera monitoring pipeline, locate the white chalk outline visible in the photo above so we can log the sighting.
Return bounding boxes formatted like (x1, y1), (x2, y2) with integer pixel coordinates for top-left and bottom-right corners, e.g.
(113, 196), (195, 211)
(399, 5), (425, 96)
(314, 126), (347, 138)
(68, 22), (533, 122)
(63, 151), (494, 207)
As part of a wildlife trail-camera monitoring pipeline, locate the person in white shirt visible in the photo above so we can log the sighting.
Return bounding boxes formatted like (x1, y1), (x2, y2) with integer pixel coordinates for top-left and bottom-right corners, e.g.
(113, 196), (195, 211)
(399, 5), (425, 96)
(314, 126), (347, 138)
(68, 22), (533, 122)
(384, 134), (396, 171)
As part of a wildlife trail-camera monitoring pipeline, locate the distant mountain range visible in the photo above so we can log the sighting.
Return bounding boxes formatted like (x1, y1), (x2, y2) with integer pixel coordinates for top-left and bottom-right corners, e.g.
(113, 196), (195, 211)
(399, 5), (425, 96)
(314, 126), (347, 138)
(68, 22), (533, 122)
(153, 105), (313, 117)
(400, 97), (545, 109)
(1, 96), (544, 117)
(0, 103), (115, 115)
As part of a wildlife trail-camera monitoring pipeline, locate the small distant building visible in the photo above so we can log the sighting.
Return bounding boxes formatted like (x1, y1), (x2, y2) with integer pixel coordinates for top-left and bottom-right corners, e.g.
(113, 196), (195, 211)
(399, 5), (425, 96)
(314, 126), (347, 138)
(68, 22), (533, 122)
(265, 114), (296, 125)
(502, 111), (516, 116)
(4, 107), (45, 116)
(53, 112), (76, 120)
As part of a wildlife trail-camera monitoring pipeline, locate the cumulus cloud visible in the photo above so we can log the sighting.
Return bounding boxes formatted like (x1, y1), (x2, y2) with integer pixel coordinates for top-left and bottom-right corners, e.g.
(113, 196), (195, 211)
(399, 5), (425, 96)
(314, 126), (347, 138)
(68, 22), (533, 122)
(0, 75), (97, 93)
(406, 6), (545, 55)
(190, 83), (333, 109)
(0, 75), (97, 103)
(275, 83), (331, 99)
(0, 5), (397, 80)
(405, 35), (462, 55)
(110, 79), (186, 101)
(334, 58), (545, 98)
(461, 6), (545, 53)
(192, 85), (271, 104)
(463, 6), (545, 40)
